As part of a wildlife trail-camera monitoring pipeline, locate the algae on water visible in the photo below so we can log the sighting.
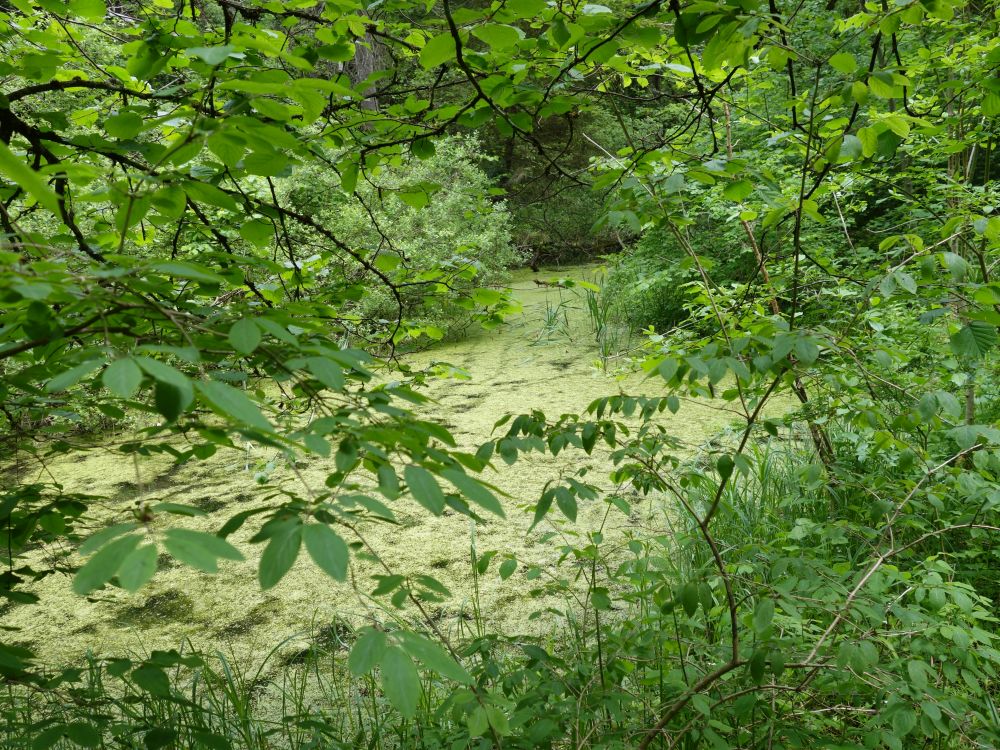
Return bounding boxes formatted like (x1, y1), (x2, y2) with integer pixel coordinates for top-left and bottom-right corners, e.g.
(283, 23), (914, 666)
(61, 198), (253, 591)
(2, 266), (741, 672)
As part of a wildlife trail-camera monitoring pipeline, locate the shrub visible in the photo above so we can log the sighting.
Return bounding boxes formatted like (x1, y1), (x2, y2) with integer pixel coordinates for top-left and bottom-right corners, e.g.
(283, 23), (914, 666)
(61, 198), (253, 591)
(603, 219), (755, 332)
(284, 136), (523, 340)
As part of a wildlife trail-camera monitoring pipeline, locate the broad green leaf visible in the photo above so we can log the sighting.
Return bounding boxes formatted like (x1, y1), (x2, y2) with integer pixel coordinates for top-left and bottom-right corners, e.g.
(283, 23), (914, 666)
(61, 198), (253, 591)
(104, 112), (143, 139)
(151, 261), (226, 285)
(753, 598), (775, 633)
(749, 648), (767, 684)
(73, 533), (142, 594)
(259, 523), (301, 589)
(441, 469), (505, 517)
(118, 544), (158, 592)
(0, 141), (61, 215)
(131, 665), (170, 696)
(45, 360), (103, 393)
(103, 358), (143, 398)
(348, 627), (387, 675)
(397, 631), (472, 684)
(163, 528), (244, 573)
(69, 0), (106, 20)
(472, 23), (521, 49)
(79, 522), (139, 556)
(63, 722), (101, 748)
(398, 188), (429, 209)
(555, 486), (577, 522)
(716, 455), (734, 481)
(404, 465), (446, 514)
(238, 219), (274, 248)
(486, 706), (511, 735)
(983, 92), (1000, 117)
(197, 381), (273, 432)
(420, 33), (456, 69)
(306, 357), (345, 390)
(828, 52), (857, 74)
(892, 707), (917, 736)
(722, 179), (752, 201)
(188, 45), (235, 65)
(302, 523), (349, 582)
(950, 321), (998, 358)
(680, 582), (698, 617)
(467, 706), (489, 737)
(228, 319), (262, 355)
(379, 646), (420, 718)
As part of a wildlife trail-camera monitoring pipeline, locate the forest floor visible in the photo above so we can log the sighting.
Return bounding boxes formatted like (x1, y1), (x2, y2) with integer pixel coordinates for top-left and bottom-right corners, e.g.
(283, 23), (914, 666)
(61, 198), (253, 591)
(2, 265), (740, 679)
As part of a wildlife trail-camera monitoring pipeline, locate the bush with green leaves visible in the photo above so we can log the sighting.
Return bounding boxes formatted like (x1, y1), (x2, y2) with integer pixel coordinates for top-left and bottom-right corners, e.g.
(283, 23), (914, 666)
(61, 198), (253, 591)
(603, 218), (756, 333)
(284, 136), (522, 340)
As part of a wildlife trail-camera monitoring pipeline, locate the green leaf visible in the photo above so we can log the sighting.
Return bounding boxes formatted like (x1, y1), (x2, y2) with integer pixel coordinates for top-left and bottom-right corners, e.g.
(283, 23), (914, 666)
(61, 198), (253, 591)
(380, 646), (420, 718)
(238, 219), (274, 248)
(472, 23), (522, 49)
(64, 722), (101, 748)
(306, 357), (345, 391)
(69, 0), (106, 20)
(151, 186), (187, 219)
(398, 188), (429, 209)
(187, 45), (235, 65)
(555, 486), (577, 522)
(104, 112), (143, 139)
(228, 319), (262, 355)
(680, 582), (698, 616)
(420, 33), (456, 69)
(0, 141), (61, 216)
(207, 130), (245, 167)
(197, 381), (273, 432)
(348, 627), (387, 675)
(258, 523), (301, 589)
(410, 138), (436, 160)
(162, 528), (244, 573)
(716, 454), (734, 481)
(499, 558), (517, 580)
(404, 465), (446, 515)
(79, 522), (139, 556)
(487, 706), (511, 735)
(793, 337), (819, 365)
(950, 321), (998, 358)
(45, 360), (103, 393)
(103, 358), (143, 398)
(73, 533), (142, 595)
(118, 544), (158, 592)
(748, 648), (767, 684)
(722, 179), (752, 201)
(302, 524), (349, 582)
(892, 707), (917, 736)
(154, 381), (191, 422)
(377, 465), (400, 499)
(397, 631), (472, 684)
(151, 261), (226, 285)
(983, 92), (1000, 117)
(828, 52), (857, 74)
(467, 706), (489, 737)
(753, 598), (775, 633)
(441, 469), (505, 517)
(131, 665), (170, 696)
